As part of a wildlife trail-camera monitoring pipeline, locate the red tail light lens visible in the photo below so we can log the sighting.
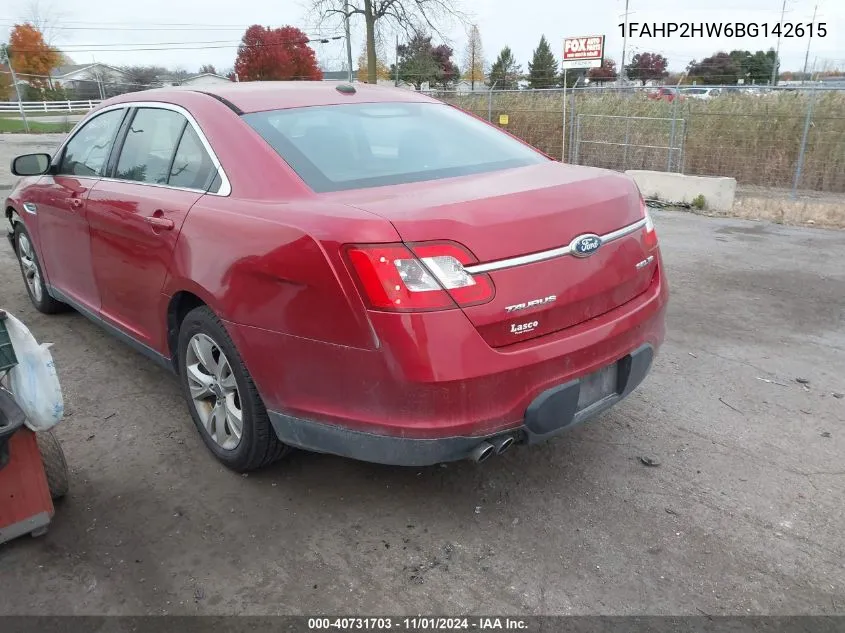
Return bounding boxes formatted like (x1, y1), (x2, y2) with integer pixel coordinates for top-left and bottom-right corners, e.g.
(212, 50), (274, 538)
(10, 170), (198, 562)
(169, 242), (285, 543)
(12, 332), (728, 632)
(345, 242), (494, 312)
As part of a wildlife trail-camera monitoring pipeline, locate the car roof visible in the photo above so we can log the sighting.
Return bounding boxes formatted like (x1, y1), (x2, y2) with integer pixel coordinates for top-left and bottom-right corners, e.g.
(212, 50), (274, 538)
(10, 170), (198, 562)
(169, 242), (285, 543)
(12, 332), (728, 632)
(104, 81), (438, 114)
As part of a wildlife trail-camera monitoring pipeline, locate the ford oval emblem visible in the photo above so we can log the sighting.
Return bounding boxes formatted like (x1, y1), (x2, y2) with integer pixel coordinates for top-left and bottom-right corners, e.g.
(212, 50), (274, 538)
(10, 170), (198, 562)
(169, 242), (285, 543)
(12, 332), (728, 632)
(571, 234), (602, 258)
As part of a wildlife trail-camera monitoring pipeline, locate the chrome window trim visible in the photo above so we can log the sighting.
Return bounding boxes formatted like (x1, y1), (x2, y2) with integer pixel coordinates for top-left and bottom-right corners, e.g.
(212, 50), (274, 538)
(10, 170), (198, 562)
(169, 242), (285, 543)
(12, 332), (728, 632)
(53, 101), (232, 197)
(464, 218), (648, 274)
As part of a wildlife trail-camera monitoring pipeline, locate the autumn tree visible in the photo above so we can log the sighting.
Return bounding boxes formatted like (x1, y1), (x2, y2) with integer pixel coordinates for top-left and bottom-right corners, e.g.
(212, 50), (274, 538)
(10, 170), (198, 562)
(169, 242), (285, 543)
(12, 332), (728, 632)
(199, 64), (218, 75)
(462, 24), (484, 90)
(587, 58), (617, 85)
(234, 25), (323, 81)
(8, 23), (60, 88)
(527, 35), (558, 89)
(310, 0), (463, 84)
(488, 46), (521, 90)
(625, 52), (668, 85)
(0, 69), (12, 101)
(356, 41), (390, 82)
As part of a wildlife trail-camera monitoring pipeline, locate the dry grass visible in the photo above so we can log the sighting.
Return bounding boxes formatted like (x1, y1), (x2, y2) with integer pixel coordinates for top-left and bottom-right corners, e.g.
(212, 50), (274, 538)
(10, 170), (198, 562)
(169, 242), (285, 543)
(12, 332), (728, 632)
(434, 90), (845, 194)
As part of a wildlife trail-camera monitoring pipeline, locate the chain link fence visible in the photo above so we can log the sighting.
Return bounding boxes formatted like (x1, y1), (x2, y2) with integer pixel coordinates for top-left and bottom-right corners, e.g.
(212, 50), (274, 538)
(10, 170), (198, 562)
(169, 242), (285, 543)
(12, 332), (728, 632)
(422, 85), (845, 196)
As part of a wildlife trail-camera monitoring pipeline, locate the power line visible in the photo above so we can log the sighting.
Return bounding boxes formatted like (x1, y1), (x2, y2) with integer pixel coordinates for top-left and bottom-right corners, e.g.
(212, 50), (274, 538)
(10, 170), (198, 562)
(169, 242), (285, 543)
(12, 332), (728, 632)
(6, 36), (345, 54)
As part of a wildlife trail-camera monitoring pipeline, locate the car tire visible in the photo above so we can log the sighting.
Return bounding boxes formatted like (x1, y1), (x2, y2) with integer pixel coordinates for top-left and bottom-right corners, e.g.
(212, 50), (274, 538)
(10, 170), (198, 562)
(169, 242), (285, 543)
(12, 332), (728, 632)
(14, 223), (66, 314)
(177, 306), (290, 472)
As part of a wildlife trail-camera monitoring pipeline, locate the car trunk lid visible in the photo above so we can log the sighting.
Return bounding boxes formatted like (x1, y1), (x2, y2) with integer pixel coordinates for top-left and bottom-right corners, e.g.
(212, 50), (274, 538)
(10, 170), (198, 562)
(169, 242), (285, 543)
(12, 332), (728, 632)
(330, 163), (657, 346)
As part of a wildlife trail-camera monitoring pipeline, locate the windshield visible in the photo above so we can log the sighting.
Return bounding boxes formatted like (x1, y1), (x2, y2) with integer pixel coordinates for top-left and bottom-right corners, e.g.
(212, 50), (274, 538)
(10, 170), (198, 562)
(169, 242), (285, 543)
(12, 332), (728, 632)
(242, 102), (547, 193)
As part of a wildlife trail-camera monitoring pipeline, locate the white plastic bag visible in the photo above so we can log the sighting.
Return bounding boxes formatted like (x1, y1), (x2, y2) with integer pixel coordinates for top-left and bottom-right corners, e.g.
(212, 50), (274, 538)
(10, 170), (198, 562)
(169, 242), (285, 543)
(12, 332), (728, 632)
(3, 312), (64, 431)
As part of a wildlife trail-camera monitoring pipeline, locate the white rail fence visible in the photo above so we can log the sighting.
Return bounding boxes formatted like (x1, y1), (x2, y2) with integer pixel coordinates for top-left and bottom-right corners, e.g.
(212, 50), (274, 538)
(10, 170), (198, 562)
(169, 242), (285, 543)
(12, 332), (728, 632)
(0, 100), (102, 113)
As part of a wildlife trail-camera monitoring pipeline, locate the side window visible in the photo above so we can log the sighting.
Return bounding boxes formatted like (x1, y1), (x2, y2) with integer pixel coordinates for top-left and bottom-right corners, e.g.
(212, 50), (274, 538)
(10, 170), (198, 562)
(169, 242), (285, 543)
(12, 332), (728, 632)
(115, 108), (187, 184)
(58, 109), (125, 177)
(168, 126), (218, 192)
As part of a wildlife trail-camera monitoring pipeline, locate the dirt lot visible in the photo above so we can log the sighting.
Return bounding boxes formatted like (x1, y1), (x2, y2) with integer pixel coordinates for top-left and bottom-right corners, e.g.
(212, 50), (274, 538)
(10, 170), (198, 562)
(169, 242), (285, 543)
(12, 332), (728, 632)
(1, 188), (844, 614)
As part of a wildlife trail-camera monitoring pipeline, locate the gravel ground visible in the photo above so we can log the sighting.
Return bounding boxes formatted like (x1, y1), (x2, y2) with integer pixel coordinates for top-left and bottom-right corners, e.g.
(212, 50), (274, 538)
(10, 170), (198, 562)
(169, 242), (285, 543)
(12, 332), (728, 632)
(1, 173), (844, 615)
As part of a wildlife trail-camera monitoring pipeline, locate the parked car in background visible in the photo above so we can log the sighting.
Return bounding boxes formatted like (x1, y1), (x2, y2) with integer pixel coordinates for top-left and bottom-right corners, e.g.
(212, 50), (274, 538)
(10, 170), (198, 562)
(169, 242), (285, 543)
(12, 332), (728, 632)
(647, 87), (683, 102)
(5, 82), (668, 471)
(683, 87), (721, 100)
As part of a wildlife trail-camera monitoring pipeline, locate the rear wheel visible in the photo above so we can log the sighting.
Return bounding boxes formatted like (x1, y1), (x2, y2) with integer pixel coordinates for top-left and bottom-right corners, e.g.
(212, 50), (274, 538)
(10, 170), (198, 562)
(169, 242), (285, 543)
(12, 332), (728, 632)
(14, 224), (66, 314)
(177, 306), (290, 472)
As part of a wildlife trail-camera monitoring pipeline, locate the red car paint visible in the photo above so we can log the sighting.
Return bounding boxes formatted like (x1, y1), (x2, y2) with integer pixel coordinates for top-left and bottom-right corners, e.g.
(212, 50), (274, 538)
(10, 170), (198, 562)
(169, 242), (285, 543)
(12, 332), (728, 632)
(6, 83), (667, 453)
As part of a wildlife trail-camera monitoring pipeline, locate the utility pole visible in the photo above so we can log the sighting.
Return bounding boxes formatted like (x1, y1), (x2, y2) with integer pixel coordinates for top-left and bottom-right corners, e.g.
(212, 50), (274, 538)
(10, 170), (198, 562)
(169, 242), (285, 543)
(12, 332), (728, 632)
(344, 0), (354, 82)
(620, 0), (630, 84)
(2, 44), (29, 133)
(394, 35), (400, 87)
(471, 46), (476, 91)
(771, 0), (787, 86)
(801, 3), (818, 85)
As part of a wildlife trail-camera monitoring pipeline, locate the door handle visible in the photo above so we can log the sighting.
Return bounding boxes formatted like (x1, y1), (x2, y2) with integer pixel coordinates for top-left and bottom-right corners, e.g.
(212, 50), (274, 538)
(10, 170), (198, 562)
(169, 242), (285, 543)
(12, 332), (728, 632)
(145, 215), (175, 231)
(70, 198), (84, 209)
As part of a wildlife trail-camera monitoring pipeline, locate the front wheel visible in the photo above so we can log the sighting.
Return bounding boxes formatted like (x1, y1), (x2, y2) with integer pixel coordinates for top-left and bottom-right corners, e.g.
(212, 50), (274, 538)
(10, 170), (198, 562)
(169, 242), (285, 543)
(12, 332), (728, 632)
(177, 306), (290, 472)
(14, 224), (66, 314)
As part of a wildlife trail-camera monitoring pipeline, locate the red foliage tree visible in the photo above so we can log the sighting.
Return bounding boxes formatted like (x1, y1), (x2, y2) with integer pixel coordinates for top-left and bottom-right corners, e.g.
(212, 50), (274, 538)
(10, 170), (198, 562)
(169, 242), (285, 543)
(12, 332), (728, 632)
(625, 52), (668, 85)
(234, 25), (323, 81)
(587, 58), (617, 84)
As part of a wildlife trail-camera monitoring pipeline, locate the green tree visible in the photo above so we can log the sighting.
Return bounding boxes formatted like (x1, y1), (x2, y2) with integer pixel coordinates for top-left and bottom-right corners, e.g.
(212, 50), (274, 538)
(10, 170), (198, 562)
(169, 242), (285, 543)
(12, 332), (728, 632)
(729, 49), (776, 85)
(527, 35), (558, 89)
(687, 53), (739, 85)
(488, 46), (521, 90)
(394, 33), (439, 90)
(559, 68), (587, 88)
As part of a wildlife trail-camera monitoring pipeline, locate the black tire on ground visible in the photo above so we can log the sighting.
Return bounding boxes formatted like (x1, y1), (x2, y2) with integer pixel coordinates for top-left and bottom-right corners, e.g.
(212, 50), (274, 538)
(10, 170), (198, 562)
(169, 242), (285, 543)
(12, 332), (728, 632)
(36, 430), (69, 500)
(177, 306), (290, 472)
(13, 223), (67, 314)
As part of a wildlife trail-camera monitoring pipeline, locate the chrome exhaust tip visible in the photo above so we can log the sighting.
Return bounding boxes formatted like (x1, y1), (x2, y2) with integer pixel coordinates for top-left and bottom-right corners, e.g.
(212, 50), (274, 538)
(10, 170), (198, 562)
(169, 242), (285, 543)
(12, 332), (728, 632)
(493, 435), (515, 455)
(469, 441), (495, 463)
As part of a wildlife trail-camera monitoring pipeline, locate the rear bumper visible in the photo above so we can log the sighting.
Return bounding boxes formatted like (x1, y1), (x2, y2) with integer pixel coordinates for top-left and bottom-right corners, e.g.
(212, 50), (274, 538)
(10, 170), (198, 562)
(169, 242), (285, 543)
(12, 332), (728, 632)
(267, 344), (654, 466)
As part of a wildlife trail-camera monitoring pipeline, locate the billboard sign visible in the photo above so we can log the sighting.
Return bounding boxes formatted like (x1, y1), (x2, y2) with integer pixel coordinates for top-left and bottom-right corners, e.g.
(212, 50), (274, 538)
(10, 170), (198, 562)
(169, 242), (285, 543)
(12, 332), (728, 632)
(562, 35), (605, 69)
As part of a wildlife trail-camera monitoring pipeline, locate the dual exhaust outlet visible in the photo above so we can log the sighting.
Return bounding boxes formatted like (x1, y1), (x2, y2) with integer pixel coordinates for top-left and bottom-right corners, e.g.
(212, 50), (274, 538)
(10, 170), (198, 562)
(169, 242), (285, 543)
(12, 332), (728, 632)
(468, 435), (515, 463)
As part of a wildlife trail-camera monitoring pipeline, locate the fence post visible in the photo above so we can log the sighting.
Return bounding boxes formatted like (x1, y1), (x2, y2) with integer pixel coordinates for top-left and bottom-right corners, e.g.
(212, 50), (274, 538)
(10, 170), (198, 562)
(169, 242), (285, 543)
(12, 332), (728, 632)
(792, 84), (817, 199)
(568, 88), (576, 163)
(66, 101), (71, 112)
(622, 116), (631, 171)
(574, 116), (581, 164)
(88, 100), (93, 109)
(667, 96), (679, 171)
(487, 87), (493, 122)
(561, 87), (567, 161)
(43, 101), (48, 113)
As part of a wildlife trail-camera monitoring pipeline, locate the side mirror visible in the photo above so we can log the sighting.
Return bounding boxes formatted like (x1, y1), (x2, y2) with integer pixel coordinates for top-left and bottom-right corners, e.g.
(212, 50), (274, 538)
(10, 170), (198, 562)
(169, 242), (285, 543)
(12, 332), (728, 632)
(11, 153), (52, 177)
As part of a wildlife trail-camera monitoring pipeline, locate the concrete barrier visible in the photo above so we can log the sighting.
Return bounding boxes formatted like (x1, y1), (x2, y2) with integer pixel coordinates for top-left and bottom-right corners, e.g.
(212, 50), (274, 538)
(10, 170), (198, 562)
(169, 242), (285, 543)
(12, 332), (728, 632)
(625, 170), (737, 212)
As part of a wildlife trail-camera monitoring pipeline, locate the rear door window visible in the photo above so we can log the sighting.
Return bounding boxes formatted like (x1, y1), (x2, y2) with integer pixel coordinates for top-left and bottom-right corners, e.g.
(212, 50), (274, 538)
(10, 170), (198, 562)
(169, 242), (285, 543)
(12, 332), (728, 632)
(115, 108), (187, 185)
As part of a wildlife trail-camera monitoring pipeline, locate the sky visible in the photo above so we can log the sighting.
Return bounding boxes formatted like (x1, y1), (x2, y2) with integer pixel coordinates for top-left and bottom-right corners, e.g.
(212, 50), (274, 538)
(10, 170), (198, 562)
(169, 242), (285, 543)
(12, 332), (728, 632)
(3, 0), (843, 77)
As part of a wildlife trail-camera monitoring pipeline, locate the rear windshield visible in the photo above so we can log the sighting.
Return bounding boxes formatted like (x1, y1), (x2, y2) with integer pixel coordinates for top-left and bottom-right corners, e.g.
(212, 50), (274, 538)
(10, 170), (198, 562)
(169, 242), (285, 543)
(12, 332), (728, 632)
(242, 102), (547, 193)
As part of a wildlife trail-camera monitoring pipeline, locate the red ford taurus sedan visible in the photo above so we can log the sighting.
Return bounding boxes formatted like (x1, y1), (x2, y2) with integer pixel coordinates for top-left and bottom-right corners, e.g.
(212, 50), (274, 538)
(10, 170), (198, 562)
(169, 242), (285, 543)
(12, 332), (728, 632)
(5, 82), (668, 470)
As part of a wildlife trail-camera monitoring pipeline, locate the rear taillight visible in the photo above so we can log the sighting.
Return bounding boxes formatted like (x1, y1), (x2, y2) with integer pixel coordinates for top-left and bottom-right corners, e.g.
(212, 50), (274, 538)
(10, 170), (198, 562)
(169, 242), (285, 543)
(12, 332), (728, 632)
(641, 198), (659, 251)
(345, 242), (494, 312)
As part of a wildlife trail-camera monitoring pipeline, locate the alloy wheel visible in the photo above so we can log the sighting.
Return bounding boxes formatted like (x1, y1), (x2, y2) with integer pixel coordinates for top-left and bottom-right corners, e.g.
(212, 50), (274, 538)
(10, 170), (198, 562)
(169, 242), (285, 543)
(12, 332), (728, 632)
(184, 333), (243, 450)
(17, 233), (43, 303)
